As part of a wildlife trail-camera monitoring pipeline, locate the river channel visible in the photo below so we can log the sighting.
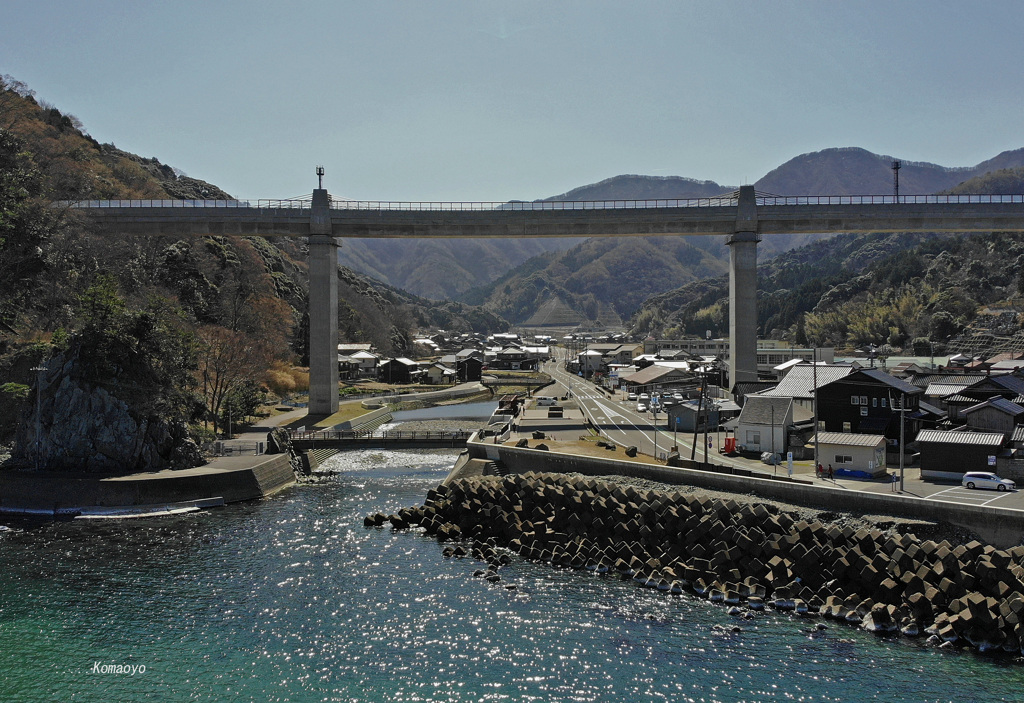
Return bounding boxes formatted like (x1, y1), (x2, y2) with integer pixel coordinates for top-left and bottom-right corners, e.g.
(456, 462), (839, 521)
(1, 447), (1023, 701)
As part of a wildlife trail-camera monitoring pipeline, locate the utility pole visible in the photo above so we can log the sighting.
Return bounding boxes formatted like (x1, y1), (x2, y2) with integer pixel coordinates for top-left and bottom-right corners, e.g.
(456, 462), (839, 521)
(31, 364), (45, 471)
(690, 374), (705, 462)
(812, 347), (819, 477)
(899, 392), (906, 492)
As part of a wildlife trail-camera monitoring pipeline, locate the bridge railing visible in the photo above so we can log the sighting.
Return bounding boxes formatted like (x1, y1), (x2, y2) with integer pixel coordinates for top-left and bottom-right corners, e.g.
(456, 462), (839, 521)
(757, 194), (1024, 206)
(289, 429), (472, 441)
(60, 199), (312, 209)
(329, 197), (740, 211)
(60, 194), (1024, 212)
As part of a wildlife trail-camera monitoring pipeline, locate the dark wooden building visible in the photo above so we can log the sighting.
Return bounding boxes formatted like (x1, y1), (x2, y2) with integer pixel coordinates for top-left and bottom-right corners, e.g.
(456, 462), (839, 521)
(456, 356), (483, 382)
(378, 357), (419, 384)
(943, 372), (1024, 422)
(816, 368), (924, 449)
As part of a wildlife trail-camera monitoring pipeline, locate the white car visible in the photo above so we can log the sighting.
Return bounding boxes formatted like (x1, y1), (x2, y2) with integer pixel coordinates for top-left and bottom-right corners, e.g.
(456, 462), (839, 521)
(962, 472), (1016, 492)
(639, 393), (650, 402)
(627, 392), (637, 401)
(636, 403), (647, 413)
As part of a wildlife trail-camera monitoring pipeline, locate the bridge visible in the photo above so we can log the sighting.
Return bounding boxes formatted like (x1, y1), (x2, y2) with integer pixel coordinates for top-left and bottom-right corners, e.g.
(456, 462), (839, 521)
(66, 186), (1024, 414)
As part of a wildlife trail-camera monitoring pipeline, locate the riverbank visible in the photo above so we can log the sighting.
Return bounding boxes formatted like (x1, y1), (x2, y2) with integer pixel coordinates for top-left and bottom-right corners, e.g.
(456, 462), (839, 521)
(375, 470), (1024, 658)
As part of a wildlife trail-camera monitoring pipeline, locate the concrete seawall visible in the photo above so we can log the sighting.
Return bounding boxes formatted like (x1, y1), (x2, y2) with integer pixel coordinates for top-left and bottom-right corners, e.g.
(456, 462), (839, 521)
(466, 438), (1024, 548)
(0, 453), (295, 516)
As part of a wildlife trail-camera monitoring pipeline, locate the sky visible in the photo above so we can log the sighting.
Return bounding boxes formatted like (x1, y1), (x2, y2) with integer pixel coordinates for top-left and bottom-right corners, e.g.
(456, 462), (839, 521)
(2, 0), (1023, 202)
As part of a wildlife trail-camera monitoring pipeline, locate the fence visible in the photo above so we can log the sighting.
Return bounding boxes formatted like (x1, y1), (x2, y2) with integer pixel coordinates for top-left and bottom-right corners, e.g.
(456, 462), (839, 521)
(288, 429), (472, 442)
(206, 440), (266, 456)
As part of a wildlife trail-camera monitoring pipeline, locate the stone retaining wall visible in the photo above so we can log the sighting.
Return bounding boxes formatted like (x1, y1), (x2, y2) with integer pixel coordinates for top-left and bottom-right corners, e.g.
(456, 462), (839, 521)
(372, 471), (1024, 656)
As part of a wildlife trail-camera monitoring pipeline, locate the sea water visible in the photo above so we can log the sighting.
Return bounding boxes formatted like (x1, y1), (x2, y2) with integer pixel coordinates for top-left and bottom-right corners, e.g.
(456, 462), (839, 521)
(1, 449), (1023, 702)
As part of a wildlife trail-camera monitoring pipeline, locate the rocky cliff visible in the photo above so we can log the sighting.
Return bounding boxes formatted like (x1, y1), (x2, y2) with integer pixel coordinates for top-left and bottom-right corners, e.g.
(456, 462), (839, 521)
(11, 352), (203, 474)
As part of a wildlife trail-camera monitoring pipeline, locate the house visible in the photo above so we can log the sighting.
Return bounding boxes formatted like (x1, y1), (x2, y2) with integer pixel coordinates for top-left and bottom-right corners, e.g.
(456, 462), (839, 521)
(733, 396), (793, 456)
(732, 380), (777, 406)
(337, 355), (359, 380)
(919, 374), (984, 413)
(421, 363), (456, 385)
(578, 350), (604, 376)
(456, 356), (483, 382)
(962, 397), (1024, 435)
(815, 431), (887, 478)
(619, 364), (694, 392)
(496, 346), (534, 370)
(916, 429), (1007, 479)
(816, 369), (923, 447)
(943, 373), (1024, 422)
(378, 357), (420, 384)
(338, 343), (373, 355)
(757, 364), (854, 413)
(350, 350), (379, 377)
(667, 398), (740, 432)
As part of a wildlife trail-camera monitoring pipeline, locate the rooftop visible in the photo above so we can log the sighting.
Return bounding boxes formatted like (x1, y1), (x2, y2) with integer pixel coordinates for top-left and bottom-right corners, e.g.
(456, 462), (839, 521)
(815, 431), (886, 447)
(915, 429), (1005, 445)
(759, 364), (854, 400)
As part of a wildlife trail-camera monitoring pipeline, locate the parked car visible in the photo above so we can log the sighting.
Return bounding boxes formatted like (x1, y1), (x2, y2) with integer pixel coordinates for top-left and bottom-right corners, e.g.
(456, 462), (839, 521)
(636, 403), (647, 413)
(962, 472), (1016, 491)
(760, 452), (781, 465)
(627, 392), (637, 401)
(673, 392), (684, 401)
(639, 393), (650, 402)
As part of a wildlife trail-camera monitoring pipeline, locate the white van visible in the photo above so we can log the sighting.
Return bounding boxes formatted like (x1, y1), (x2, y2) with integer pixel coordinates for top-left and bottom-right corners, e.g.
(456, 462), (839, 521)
(536, 396), (557, 406)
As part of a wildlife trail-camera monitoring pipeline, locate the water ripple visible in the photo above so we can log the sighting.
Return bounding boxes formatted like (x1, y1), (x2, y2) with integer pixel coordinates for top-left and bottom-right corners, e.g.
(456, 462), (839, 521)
(1, 449), (1022, 701)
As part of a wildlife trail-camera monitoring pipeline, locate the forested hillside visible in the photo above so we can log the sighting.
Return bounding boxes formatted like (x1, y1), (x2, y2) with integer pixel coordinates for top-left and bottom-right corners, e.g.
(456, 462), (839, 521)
(0, 75), (505, 448)
(630, 224), (1024, 354)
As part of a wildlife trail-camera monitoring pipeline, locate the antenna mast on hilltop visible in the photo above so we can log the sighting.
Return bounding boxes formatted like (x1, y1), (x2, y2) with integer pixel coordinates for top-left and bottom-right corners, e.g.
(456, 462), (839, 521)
(892, 160), (901, 201)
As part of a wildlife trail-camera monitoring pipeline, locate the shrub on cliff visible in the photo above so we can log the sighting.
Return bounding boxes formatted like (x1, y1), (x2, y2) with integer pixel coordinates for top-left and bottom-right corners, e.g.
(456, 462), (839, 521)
(12, 277), (205, 473)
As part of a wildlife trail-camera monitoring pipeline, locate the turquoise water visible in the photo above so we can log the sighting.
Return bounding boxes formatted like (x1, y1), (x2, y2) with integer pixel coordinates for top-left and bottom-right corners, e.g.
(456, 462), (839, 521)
(1, 449), (1023, 702)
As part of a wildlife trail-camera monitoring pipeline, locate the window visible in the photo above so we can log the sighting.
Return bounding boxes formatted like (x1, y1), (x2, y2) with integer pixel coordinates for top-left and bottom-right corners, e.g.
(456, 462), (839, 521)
(860, 406), (868, 417)
(835, 454), (853, 464)
(842, 422), (851, 432)
(881, 398), (887, 408)
(851, 396), (860, 405)
(746, 430), (760, 446)
(872, 398), (877, 407)
(860, 396), (868, 405)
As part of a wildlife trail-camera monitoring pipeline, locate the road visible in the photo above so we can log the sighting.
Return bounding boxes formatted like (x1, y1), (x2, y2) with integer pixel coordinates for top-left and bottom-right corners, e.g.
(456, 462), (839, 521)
(540, 350), (1024, 513)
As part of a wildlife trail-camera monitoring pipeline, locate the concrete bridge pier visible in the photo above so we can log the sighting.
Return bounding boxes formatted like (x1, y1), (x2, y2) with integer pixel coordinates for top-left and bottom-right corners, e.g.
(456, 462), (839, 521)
(308, 189), (339, 415)
(727, 186), (759, 388)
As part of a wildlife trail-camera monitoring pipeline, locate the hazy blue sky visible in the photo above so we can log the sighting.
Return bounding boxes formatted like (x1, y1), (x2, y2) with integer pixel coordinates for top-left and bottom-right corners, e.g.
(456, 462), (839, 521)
(2, 1), (1022, 201)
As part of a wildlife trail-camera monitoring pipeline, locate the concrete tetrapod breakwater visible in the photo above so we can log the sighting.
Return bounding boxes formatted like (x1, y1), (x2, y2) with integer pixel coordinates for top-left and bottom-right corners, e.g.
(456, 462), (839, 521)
(368, 471), (1024, 657)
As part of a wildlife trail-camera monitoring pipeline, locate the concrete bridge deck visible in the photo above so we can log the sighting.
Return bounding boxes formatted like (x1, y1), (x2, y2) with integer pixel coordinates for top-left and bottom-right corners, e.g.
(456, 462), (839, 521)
(64, 187), (1024, 414)
(66, 194), (1024, 238)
